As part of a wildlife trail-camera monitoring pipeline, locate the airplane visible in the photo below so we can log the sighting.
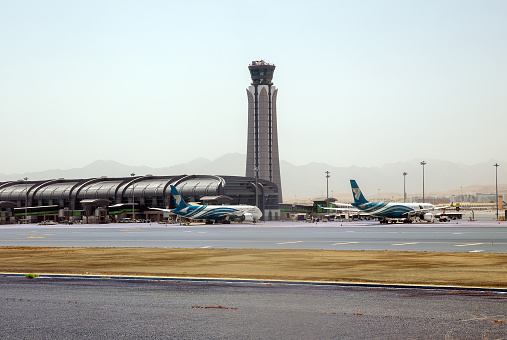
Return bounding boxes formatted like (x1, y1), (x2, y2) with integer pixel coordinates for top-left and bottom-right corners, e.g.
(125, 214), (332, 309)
(349, 179), (446, 224)
(150, 185), (262, 224)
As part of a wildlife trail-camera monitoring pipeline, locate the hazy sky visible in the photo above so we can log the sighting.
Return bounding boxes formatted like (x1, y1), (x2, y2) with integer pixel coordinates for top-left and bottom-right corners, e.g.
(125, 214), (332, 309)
(1, 0), (506, 174)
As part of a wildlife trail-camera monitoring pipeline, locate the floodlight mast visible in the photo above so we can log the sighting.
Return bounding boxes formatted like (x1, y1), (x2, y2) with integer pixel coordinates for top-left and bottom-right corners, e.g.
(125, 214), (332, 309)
(325, 171), (330, 211)
(131, 173), (135, 221)
(254, 167), (259, 208)
(494, 163), (499, 221)
(24, 177), (28, 223)
(403, 172), (407, 203)
(420, 161), (426, 203)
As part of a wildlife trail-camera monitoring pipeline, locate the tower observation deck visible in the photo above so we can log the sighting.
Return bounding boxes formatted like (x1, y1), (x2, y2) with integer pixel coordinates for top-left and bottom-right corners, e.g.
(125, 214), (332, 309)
(246, 60), (282, 203)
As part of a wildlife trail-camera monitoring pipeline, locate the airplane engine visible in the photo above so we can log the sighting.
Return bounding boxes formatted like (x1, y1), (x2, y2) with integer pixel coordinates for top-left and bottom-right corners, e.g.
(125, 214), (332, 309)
(422, 213), (434, 222)
(242, 213), (254, 222)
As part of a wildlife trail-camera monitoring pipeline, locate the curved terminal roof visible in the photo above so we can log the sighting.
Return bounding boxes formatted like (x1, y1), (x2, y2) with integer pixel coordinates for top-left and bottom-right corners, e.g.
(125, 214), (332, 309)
(0, 182), (31, 201)
(77, 179), (125, 200)
(175, 175), (224, 197)
(0, 174), (279, 211)
(0, 175), (227, 203)
(34, 181), (80, 201)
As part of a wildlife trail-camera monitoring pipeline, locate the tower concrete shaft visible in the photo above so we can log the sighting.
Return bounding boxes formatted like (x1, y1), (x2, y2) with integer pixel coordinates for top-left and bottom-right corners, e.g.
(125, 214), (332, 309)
(246, 60), (282, 203)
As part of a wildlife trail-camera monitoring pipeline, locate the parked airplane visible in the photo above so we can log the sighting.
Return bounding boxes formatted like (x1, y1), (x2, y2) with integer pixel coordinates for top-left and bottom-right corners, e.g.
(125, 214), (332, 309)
(151, 185), (262, 224)
(350, 180), (445, 224)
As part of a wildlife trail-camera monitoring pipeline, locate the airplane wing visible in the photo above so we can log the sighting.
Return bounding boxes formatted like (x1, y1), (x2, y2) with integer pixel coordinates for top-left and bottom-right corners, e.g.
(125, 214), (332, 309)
(332, 203), (355, 208)
(401, 205), (453, 219)
(318, 205), (359, 212)
(415, 206), (453, 214)
(149, 208), (174, 213)
(433, 205), (453, 210)
(321, 207), (360, 212)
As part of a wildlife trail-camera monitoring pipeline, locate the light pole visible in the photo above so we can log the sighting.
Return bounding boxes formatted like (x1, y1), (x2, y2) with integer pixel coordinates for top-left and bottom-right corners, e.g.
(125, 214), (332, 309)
(494, 163), (499, 221)
(325, 171), (330, 210)
(254, 167), (259, 208)
(24, 177), (28, 224)
(420, 161), (426, 203)
(402, 172), (407, 203)
(131, 173), (135, 221)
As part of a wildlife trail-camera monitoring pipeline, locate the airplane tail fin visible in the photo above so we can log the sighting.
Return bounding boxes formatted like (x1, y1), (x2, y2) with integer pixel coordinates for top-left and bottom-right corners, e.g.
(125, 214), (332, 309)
(350, 180), (369, 205)
(170, 185), (188, 209)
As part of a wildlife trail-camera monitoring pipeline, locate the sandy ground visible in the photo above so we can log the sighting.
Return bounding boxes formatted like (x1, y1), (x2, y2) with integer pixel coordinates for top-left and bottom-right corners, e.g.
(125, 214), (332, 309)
(1, 247), (506, 288)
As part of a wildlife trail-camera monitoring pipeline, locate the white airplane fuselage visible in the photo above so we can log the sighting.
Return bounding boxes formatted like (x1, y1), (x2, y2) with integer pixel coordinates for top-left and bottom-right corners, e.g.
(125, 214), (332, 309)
(353, 201), (436, 222)
(174, 204), (262, 222)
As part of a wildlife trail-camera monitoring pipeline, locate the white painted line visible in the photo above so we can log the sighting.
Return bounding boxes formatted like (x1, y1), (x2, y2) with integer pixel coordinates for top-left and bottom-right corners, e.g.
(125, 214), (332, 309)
(332, 242), (359, 245)
(392, 242), (420, 246)
(200, 246), (212, 248)
(276, 241), (303, 245)
(455, 243), (483, 247)
(468, 250), (484, 253)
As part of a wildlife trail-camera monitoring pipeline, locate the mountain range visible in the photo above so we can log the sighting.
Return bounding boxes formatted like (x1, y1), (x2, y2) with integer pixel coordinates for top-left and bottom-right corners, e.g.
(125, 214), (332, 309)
(1, 153), (505, 203)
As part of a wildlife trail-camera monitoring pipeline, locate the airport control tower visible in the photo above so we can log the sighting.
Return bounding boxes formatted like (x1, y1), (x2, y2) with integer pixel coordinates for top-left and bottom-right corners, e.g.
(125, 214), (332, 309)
(246, 60), (282, 203)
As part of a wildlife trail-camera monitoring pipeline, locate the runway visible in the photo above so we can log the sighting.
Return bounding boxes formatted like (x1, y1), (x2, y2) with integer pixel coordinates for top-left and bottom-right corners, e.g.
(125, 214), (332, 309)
(1, 275), (506, 339)
(1, 220), (506, 252)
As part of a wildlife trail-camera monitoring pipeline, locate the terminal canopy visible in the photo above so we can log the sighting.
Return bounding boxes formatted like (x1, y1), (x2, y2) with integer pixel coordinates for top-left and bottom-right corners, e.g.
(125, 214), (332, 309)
(0, 201), (16, 209)
(80, 199), (110, 207)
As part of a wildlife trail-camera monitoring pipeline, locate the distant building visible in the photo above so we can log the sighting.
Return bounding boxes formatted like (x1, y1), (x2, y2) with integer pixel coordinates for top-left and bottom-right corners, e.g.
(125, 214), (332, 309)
(245, 60), (283, 203)
(474, 193), (499, 203)
(448, 193), (507, 204)
(410, 196), (451, 205)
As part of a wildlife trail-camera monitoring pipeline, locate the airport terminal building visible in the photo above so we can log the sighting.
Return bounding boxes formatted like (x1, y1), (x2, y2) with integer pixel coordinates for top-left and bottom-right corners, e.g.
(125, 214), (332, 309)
(0, 61), (285, 225)
(0, 175), (280, 224)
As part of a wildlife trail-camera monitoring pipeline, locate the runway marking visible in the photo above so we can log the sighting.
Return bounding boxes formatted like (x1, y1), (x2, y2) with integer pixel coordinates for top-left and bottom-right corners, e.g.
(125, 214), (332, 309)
(392, 242), (419, 246)
(332, 242), (359, 245)
(468, 250), (484, 253)
(455, 243), (484, 247)
(27, 236), (45, 239)
(42, 234), (54, 235)
(200, 246), (212, 248)
(277, 241), (303, 245)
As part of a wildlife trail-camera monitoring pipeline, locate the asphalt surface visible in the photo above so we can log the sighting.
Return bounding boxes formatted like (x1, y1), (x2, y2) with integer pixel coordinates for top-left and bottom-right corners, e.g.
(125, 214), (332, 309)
(2, 220), (507, 339)
(1, 275), (506, 339)
(1, 220), (506, 252)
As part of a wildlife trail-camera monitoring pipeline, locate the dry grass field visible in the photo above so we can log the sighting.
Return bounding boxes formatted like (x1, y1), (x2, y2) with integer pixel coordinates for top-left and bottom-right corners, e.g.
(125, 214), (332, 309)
(1, 247), (506, 288)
